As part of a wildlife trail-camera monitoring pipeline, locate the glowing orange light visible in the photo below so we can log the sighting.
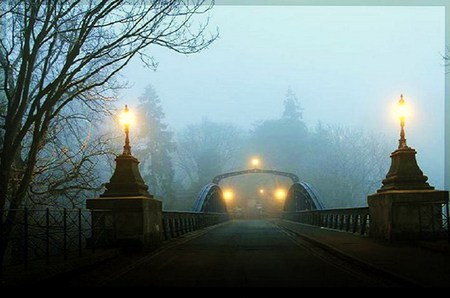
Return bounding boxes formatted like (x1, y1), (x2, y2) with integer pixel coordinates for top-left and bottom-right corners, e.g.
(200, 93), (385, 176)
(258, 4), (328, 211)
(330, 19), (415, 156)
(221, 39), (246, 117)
(274, 189), (286, 200)
(119, 105), (134, 127)
(222, 190), (234, 201)
(397, 95), (408, 121)
(251, 157), (261, 168)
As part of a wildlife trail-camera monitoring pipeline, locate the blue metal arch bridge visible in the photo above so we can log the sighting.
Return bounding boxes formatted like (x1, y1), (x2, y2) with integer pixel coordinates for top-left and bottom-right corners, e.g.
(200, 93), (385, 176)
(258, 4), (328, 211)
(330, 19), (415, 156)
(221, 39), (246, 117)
(192, 168), (324, 213)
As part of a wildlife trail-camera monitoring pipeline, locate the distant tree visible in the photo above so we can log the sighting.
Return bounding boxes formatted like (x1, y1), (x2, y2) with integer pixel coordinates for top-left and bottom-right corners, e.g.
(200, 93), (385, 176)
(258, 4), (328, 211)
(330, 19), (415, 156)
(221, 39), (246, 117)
(282, 88), (303, 121)
(0, 0), (217, 267)
(134, 85), (175, 205)
(250, 88), (390, 208)
(174, 119), (243, 196)
(249, 89), (308, 173)
(305, 123), (391, 207)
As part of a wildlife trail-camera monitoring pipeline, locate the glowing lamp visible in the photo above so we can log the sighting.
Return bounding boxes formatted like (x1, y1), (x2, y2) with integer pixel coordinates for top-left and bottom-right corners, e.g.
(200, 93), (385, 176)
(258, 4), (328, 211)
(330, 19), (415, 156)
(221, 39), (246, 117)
(275, 189), (286, 200)
(251, 157), (261, 168)
(119, 105), (134, 127)
(397, 95), (407, 121)
(223, 190), (234, 201)
(397, 95), (409, 149)
(120, 105), (133, 155)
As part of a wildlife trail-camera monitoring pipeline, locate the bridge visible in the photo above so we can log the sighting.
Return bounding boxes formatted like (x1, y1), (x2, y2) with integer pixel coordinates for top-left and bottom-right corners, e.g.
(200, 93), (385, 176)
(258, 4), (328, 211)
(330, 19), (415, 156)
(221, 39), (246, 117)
(2, 127), (450, 287)
(192, 168), (324, 213)
(3, 160), (449, 287)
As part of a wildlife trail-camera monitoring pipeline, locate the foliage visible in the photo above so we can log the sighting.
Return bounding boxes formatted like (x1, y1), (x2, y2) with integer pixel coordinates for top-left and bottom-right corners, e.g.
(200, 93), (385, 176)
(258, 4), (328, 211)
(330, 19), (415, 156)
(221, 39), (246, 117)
(174, 119), (244, 192)
(0, 0), (216, 264)
(134, 85), (175, 204)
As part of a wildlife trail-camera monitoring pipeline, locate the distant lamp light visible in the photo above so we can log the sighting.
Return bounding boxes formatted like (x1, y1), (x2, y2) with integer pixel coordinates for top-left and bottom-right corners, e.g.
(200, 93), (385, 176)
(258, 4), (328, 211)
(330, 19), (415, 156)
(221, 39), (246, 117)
(251, 157), (261, 168)
(259, 188), (265, 195)
(223, 190), (234, 201)
(274, 189), (286, 201)
(120, 105), (134, 155)
(397, 94), (409, 149)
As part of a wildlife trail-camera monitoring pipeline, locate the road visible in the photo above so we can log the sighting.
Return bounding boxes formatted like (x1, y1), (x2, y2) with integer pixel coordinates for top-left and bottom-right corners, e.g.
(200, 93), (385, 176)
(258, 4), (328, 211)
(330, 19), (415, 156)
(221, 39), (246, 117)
(75, 220), (389, 287)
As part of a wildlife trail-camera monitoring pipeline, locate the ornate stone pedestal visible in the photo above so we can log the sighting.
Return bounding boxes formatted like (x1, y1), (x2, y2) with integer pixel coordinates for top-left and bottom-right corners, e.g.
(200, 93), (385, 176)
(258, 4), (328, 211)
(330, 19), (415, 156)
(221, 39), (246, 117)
(86, 153), (163, 250)
(368, 190), (448, 241)
(368, 145), (448, 242)
(87, 196), (162, 250)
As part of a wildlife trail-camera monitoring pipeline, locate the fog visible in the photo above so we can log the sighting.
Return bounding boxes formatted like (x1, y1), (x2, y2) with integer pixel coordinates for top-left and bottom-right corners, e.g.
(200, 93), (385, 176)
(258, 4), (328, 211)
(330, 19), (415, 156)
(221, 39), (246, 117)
(116, 5), (445, 209)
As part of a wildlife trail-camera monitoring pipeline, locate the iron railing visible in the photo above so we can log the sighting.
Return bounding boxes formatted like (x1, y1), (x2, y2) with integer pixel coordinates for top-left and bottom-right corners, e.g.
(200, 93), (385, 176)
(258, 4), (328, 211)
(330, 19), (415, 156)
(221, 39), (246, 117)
(283, 201), (449, 240)
(283, 207), (370, 236)
(1, 208), (229, 273)
(1, 208), (113, 270)
(162, 211), (229, 241)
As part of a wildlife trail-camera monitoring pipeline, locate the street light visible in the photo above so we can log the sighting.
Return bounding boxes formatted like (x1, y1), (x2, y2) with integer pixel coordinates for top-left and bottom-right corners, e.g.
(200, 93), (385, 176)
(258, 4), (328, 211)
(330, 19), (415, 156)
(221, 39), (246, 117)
(375, 94), (432, 193)
(251, 157), (261, 169)
(274, 188), (286, 201)
(223, 189), (234, 201)
(397, 94), (409, 149)
(119, 105), (134, 155)
(97, 104), (151, 198)
(259, 188), (265, 195)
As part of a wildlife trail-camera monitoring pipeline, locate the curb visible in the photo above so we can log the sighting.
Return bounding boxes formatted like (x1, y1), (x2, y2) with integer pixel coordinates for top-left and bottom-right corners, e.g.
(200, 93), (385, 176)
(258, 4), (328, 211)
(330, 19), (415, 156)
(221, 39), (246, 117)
(274, 219), (421, 287)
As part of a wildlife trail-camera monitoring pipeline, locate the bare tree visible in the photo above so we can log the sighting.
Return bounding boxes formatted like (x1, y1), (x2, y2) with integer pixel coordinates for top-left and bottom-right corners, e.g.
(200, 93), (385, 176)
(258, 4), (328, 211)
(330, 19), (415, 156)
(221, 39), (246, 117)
(0, 0), (217, 266)
(306, 124), (391, 207)
(28, 102), (116, 208)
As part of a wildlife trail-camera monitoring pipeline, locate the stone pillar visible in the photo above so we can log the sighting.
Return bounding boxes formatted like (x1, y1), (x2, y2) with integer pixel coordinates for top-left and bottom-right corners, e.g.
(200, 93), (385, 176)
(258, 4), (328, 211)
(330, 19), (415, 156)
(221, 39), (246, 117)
(368, 146), (449, 242)
(86, 153), (162, 251)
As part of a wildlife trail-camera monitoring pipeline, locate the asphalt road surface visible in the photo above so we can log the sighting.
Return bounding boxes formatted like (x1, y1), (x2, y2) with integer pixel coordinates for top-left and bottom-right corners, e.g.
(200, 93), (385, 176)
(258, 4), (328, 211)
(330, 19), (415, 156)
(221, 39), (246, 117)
(83, 220), (389, 287)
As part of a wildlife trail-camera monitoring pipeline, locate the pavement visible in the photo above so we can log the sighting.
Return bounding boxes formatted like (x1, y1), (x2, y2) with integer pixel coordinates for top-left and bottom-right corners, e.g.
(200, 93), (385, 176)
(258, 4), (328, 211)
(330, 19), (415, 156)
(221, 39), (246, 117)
(274, 219), (450, 287)
(4, 219), (450, 287)
(50, 220), (418, 287)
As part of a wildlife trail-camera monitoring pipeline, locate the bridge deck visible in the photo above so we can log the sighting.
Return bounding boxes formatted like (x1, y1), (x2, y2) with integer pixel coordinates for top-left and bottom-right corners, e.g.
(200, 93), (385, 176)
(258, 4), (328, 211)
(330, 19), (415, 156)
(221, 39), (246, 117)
(67, 220), (396, 287)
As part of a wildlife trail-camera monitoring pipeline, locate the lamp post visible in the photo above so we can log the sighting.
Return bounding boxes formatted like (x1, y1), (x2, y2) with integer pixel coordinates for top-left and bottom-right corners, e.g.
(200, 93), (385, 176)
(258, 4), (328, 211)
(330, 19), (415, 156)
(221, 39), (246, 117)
(377, 95), (431, 192)
(86, 104), (162, 250)
(367, 94), (448, 242)
(398, 94), (408, 149)
(99, 104), (151, 198)
(120, 105), (132, 155)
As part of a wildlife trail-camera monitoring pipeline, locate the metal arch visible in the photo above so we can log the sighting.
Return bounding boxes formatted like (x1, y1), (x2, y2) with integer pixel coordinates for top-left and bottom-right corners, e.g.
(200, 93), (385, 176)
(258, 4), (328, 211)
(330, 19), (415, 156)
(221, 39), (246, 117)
(299, 182), (325, 210)
(192, 183), (227, 213)
(284, 182), (325, 212)
(212, 169), (300, 184)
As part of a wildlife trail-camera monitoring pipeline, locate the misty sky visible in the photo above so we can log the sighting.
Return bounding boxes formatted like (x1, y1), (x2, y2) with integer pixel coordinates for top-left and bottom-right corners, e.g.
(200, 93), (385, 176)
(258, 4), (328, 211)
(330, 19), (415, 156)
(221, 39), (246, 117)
(118, 5), (445, 189)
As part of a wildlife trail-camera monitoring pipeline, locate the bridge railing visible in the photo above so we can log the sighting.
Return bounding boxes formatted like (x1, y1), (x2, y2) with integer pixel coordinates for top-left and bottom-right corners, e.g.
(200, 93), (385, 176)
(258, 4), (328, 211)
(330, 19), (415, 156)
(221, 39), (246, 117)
(1, 208), (113, 271)
(1, 208), (229, 273)
(283, 202), (450, 240)
(161, 211), (229, 241)
(283, 207), (370, 236)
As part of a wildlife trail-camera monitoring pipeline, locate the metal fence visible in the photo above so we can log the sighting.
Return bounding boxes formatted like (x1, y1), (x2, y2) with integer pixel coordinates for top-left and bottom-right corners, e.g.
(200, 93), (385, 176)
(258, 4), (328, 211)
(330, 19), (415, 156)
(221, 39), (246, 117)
(1, 208), (228, 272)
(283, 207), (370, 236)
(283, 202), (449, 240)
(162, 211), (229, 241)
(1, 208), (112, 270)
